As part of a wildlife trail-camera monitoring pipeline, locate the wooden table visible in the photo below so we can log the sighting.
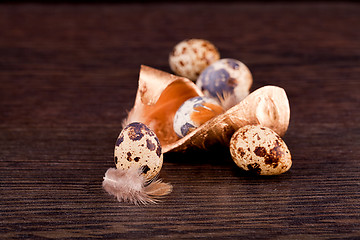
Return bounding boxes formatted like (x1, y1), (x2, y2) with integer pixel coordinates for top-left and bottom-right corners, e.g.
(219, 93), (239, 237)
(1, 2), (359, 239)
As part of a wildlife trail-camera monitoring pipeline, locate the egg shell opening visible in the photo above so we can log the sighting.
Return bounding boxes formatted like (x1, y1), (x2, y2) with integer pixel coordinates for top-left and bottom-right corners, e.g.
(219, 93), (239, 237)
(122, 65), (203, 146)
(123, 66), (290, 154)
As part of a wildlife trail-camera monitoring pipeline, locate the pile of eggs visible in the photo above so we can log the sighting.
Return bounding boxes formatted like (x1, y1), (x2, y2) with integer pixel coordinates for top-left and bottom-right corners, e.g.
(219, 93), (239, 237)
(168, 38), (291, 176)
(114, 38), (291, 178)
(169, 38), (253, 139)
(170, 39), (252, 105)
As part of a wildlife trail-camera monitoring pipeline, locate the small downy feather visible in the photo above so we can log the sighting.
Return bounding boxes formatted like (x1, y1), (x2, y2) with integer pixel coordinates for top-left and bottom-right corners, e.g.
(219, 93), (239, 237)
(217, 92), (238, 110)
(217, 89), (249, 111)
(102, 167), (172, 205)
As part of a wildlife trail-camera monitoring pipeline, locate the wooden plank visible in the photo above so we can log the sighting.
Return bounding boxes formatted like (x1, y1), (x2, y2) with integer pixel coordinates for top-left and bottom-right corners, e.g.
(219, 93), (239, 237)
(0, 3), (359, 239)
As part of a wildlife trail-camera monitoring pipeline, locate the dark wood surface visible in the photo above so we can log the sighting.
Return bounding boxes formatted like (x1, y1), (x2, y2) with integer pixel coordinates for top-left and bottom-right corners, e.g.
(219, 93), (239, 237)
(1, 2), (359, 239)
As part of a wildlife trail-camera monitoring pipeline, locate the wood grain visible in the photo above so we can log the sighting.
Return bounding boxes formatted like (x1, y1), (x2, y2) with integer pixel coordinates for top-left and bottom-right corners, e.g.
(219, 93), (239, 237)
(1, 3), (359, 239)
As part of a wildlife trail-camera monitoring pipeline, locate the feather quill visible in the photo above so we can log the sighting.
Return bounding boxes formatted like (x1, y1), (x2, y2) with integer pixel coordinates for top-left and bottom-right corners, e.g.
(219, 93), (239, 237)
(102, 167), (172, 205)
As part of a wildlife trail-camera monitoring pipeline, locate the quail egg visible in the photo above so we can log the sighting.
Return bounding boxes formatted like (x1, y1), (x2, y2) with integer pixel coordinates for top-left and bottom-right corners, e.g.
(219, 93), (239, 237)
(114, 122), (163, 180)
(196, 58), (253, 109)
(230, 125), (292, 175)
(173, 96), (224, 138)
(169, 39), (220, 81)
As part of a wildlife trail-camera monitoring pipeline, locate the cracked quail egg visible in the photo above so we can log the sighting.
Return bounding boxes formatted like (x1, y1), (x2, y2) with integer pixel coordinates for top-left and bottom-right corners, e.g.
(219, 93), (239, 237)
(230, 125), (292, 175)
(173, 96), (224, 138)
(196, 58), (253, 109)
(169, 39), (220, 81)
(114, 122), (163, 180)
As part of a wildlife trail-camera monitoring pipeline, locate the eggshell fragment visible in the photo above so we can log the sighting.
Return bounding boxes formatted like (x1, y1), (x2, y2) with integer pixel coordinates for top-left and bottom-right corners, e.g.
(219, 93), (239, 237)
(230, 125), (292, 175)
(173, 96), (224, 138)
(169, 39), (220, 81)
(114, 122), (163, 180)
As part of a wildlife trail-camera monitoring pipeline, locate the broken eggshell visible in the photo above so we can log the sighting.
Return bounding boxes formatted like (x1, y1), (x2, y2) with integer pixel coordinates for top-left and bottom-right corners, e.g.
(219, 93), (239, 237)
(122, 65), (203, 146)
(123, 65), (290, 153)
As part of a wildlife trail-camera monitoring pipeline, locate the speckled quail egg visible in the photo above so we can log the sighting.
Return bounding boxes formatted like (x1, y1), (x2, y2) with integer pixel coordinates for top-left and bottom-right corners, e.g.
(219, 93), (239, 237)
(230, 125), (292, 175)
(169, 39), (220, 81)
(114, 122), (163, 180)
(173, 96), (224, 138)
(196, 58), (253, 109)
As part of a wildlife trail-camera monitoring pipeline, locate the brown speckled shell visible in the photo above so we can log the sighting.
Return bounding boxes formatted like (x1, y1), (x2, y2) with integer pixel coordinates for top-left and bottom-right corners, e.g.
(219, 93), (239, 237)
(229, 125), (292, 175)
(124, 65), (290, 154)
(115, 122), (163, 180)
(169, 39), (220, 81)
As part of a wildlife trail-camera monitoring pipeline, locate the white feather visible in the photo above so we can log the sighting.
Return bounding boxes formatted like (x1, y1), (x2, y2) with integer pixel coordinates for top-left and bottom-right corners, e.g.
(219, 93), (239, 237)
(217, 89), (249, 111)
(102, 167), (172, 205)
(217, 92), (237, 111)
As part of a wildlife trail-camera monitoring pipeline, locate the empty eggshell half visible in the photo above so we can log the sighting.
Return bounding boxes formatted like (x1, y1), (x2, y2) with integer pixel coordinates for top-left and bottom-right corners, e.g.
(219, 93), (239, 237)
(230, 125), (292, 175)
(123, 65), (290, 153)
